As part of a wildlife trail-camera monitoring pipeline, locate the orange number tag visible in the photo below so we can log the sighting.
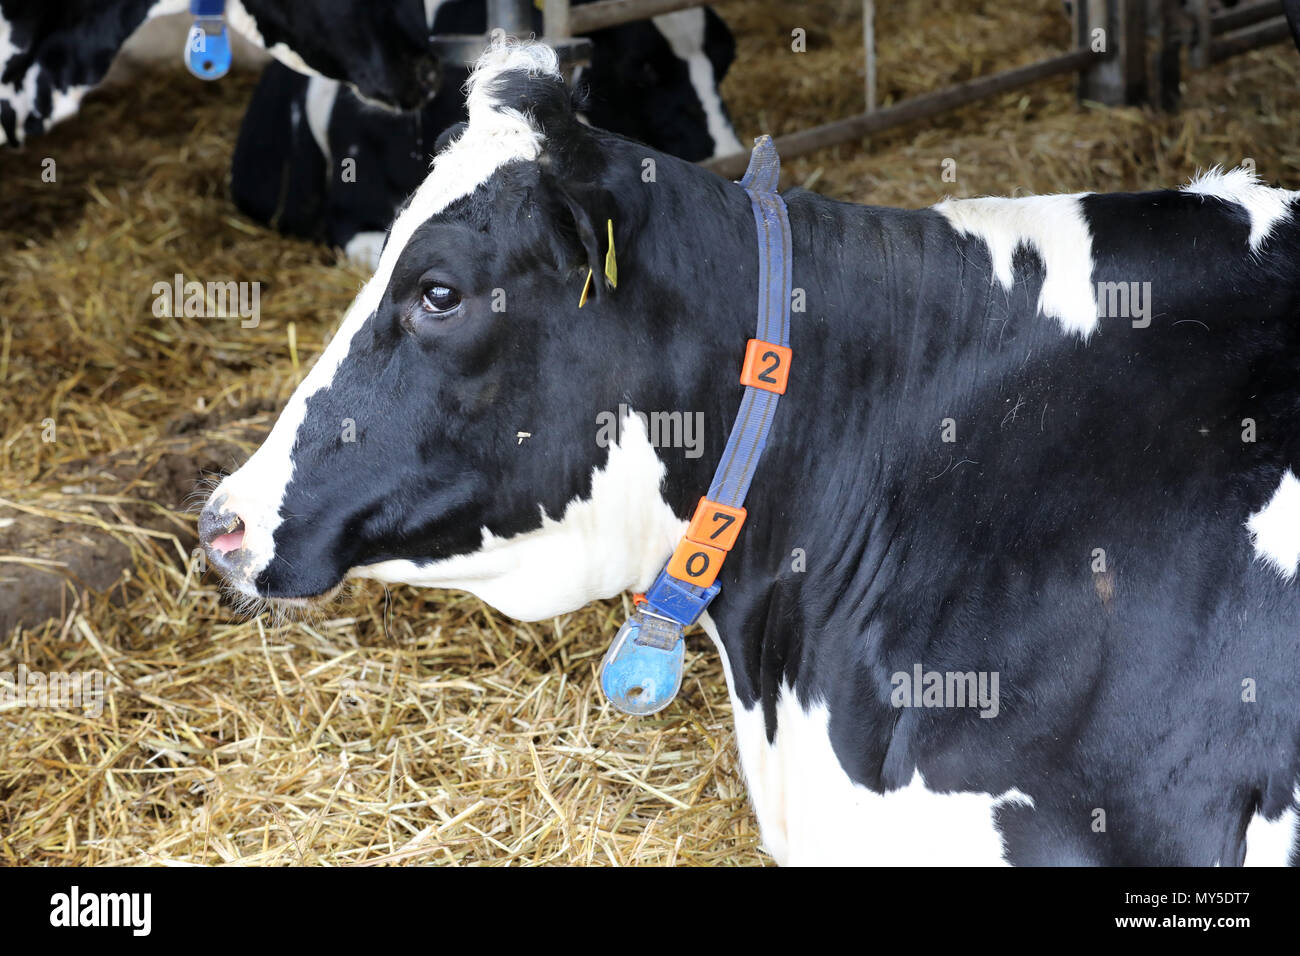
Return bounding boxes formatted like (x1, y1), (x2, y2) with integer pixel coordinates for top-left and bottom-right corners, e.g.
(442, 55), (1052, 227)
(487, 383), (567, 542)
(740, 339), (792, 394)
(666, 538), (726, 588)
(686, 498), (747, 551)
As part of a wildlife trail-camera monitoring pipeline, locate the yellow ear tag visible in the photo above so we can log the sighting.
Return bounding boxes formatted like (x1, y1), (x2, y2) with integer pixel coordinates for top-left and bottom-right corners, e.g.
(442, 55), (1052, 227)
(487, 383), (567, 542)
(604, 219), (618, 288)
(578, 268), (594, 309)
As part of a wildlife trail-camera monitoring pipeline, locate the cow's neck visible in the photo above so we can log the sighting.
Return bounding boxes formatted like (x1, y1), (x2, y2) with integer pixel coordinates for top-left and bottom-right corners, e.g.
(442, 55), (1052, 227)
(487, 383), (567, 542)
(623, 158), (1016, 749)
(697, 189), (995, 741)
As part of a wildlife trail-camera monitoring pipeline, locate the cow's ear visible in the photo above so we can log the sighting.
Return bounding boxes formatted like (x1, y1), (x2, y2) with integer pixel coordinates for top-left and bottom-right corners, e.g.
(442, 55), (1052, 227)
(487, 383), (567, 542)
(551, 177), (620, 302)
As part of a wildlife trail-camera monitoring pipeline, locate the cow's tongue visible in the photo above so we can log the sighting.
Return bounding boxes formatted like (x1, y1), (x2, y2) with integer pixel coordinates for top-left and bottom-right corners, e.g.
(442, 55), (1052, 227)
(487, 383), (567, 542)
(212, 530), (245, 555)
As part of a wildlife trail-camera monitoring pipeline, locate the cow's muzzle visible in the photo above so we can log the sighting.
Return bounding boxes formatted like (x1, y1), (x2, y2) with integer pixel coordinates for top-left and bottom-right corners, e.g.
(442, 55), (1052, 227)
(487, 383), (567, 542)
(199, 490), (348, 605)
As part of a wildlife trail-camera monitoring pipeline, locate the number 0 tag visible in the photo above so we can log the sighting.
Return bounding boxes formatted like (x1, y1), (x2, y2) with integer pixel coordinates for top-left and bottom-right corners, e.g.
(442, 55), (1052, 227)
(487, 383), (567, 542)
(666, 538), (726, 588)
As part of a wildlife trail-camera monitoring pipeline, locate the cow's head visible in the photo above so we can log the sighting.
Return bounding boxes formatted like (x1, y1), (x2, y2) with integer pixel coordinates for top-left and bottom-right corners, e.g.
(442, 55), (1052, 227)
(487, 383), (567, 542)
(237, 0), (439, 111)
(200, 41), (753, 621)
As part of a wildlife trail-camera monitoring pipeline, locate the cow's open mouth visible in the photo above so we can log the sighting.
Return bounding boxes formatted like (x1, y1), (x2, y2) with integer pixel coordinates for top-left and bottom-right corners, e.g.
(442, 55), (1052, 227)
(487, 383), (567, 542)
(209, 515), (246, 556)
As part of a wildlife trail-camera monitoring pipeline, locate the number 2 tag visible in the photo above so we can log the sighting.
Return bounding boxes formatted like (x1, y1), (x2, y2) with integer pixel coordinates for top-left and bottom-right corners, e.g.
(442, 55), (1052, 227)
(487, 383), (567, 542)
(740, 339), (792, 394)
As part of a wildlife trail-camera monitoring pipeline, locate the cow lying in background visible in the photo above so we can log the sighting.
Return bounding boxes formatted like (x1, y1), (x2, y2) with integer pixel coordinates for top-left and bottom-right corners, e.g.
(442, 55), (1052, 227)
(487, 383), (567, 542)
(201, 41), (1300, 865)
(230, 0), (741, 265)
(0, 0), (437, 145)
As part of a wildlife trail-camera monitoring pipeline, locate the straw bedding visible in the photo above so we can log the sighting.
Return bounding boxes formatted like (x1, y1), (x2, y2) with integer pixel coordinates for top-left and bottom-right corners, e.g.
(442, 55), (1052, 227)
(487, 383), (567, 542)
(1, 0), (1297, 865)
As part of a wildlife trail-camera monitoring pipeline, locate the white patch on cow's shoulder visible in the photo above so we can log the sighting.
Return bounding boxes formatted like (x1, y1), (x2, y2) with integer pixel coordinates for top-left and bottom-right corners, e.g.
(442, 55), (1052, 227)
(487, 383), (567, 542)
(1183, 167), (1299, 252)
(1246, 469), (1300, 580)
(652, 8), (743, 158)
(210, 42), (561, 588)
(934, 193), (1097, 338)
(356, 413), (686, 621)
(707, 658), (1033, 865)
(1243, 787), (1299, 866)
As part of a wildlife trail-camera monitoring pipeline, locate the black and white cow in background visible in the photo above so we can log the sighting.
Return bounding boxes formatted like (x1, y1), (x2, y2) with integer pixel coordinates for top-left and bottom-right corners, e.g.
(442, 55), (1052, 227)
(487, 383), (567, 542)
(230, 0), (741, 265)
(201, 41), (1300, 865)
(0, 0), (438, 145)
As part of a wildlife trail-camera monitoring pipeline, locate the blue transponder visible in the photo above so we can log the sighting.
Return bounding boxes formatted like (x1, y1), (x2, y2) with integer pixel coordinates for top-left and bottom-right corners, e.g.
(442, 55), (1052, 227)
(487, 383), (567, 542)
(644, 568), (721, 629)
(600, 613), (686, 716)
(185, 1), (231, 81)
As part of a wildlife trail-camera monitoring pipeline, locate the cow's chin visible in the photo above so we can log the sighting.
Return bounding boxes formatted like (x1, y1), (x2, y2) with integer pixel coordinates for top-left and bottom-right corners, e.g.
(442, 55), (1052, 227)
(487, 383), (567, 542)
(217, 572), (348, 619)
(268, 582), (346, 608)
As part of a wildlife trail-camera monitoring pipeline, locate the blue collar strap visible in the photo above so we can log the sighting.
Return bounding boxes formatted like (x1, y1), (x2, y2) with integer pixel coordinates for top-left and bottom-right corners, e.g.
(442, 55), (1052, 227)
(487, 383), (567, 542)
(185, 0), (231, 80)
(600, 136), (793, 715)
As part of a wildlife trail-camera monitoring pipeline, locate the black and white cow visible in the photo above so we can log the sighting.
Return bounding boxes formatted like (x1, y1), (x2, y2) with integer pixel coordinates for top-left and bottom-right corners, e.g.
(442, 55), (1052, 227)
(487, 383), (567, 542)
(0, 0), (438, 145)
(229, 0), (741, 265)
(201, 42), (1300, 866)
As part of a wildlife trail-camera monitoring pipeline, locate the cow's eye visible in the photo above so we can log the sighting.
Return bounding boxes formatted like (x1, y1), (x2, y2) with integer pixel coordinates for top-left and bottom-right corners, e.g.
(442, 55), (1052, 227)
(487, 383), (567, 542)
(420, 285), (461, 314)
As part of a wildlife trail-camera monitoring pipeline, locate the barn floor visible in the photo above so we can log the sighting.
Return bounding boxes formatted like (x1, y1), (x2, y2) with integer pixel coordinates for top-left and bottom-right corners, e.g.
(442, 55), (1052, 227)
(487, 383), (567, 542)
(1, 0), (1298, 865)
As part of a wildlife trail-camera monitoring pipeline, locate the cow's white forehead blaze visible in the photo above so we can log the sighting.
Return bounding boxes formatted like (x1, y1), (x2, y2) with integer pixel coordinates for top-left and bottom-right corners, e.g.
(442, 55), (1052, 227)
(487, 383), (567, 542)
(210, 42), (561, 589)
